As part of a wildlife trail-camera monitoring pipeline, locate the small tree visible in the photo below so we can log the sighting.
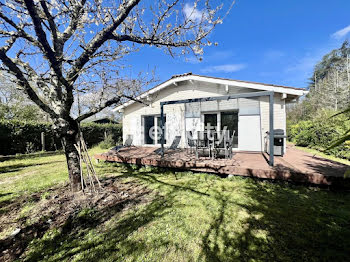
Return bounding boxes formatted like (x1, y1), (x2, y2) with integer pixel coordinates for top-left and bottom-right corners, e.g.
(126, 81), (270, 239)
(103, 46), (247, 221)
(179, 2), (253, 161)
(0, 0), (232, 191)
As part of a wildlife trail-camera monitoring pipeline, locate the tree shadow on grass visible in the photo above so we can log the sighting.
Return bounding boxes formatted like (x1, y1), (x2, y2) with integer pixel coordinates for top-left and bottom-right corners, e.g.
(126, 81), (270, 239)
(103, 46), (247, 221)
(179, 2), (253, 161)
(136, 172), (210, 197)
(18, 171), (211, 262)
(199, 179), (350, 262)
(24, 193), (167, 261)
(0, 151), (63, 162)
(0, 160), (65, 174)
(4, 164), (350, 261)
(99, 164), (350, 261)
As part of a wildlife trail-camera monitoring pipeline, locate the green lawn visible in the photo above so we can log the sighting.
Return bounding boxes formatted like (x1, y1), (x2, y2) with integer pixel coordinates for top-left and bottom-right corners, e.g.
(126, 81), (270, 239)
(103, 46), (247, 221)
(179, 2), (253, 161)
(0, 147), (105, 204)
(1, 148), (350, 261)
(289, 142), (350, 166)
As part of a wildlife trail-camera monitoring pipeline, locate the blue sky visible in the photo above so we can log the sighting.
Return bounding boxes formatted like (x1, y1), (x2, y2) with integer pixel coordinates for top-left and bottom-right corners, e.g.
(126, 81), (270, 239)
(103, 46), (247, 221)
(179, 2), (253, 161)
(127, 0), (350, 90)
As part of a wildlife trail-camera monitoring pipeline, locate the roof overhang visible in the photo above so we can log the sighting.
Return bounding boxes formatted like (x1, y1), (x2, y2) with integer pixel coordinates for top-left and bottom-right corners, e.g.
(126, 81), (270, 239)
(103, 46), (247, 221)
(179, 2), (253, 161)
(113, 74), (308, 112)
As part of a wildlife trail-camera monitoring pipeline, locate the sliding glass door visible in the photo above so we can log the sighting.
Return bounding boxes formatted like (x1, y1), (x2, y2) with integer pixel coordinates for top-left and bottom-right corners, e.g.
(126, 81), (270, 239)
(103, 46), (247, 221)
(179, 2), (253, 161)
(204, 113), (218, 131)
(144, 116), (155, 145)
(156, 116), (166, 144)
(143, 115), (166, 145)
(221, 111), (238, 148)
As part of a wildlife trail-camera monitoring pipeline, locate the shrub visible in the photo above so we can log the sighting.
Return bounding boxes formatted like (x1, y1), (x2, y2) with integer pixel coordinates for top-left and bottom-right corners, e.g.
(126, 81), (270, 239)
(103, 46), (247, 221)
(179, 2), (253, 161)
(0, 120), (122, 155)
(98, 133), (116, 149)
(80, 122), (122, 148)
(287, 110), (350, 159)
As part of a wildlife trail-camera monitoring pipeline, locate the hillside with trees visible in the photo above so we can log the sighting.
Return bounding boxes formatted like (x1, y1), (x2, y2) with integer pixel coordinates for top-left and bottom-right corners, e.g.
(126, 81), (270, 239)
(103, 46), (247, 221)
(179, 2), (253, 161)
(287, 40), (350, 159)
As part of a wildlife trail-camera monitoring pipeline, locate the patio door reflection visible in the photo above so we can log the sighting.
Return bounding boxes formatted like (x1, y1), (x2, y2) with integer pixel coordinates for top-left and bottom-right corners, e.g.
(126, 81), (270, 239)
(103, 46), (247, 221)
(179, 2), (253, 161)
(221, 111), (238, 148)
(204, 113), (218, 131)
(156, 116), (166, 144)
(144, 115), (166, 145)
(144, 116), (155, 144)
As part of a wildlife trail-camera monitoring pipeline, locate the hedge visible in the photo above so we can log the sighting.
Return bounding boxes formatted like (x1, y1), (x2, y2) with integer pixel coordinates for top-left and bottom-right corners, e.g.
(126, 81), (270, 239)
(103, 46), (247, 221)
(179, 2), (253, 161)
(287, 111), (350, 160)
(0, 120), (122, 155)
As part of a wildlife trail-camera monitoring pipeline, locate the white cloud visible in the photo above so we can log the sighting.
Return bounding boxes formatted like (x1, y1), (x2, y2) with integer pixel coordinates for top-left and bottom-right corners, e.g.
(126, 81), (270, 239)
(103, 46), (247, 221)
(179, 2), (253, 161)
(283, 51), (324, 87)
(185, 56), (202, 64)
(206, 50), (234, 60)
(285, 55), (319, 73)
(201, 64), (246, 73)
(331, 25), (350, 39)
(183, 3), (205, 22)
(263, 50), (285, 62)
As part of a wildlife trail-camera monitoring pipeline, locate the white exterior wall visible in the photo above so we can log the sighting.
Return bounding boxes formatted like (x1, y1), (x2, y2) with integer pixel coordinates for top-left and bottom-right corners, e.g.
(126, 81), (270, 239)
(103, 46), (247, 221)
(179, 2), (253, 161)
(260, 94), (286, 152)
(122, 81), (287, 152)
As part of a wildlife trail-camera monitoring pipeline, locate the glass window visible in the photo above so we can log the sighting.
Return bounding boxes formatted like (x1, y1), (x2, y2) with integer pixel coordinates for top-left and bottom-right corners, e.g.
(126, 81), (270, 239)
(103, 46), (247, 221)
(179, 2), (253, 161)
(144, 116), (155, 144)
(204, 114), (217, 131)
(157, 116), (166, 144)
(143, 115), (166, 145)
(221, 111), (238, 148)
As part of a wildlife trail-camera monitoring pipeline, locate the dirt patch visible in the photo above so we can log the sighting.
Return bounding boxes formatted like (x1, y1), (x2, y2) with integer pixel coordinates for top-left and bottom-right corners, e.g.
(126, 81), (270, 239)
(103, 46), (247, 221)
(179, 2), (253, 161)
(0, 176), (153, 262)
(0, 171), (37, 185)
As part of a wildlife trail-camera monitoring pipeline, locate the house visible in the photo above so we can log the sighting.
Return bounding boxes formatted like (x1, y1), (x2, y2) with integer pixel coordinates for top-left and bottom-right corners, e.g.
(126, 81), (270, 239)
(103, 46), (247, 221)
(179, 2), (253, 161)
(91, 118), (119, 125)
(114, 73), (307, 153)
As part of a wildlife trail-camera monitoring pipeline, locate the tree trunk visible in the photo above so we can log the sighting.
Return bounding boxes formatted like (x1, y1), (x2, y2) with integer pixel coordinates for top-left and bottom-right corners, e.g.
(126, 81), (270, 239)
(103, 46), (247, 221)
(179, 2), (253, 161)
(57, 118), (82, 192)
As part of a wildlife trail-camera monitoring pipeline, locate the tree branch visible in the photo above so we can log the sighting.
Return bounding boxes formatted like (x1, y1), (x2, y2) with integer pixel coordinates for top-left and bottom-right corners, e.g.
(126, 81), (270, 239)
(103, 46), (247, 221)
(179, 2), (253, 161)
(39, 0), (58, 48)
(67, 0), (141, 83)
(23, 0), (71, 90)
(61, 0), (87, 43)
(0, 12), (40, 46)
(76, 96), (121, 122)
(110, 33), (199, 47)
(75, 93), (149, 122)
(23, 0), (55, 58)
(0, 34), (18, 53)
(0, 49), (57, 118)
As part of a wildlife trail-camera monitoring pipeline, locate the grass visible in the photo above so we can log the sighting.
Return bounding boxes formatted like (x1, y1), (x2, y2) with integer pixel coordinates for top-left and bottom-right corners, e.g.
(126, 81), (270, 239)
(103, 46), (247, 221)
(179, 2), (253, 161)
(0, 147), (105, 204)
(288, 142), (350, 166)
(1, 148), (350, 261)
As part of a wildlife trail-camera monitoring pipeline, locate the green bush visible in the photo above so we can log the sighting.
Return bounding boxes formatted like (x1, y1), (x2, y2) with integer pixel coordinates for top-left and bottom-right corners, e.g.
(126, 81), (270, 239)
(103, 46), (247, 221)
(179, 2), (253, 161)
(98, 133), (116, 149)
(288, 110), (350, 159)
(0, 120), (122, 155)
(80, 122), (122, 148)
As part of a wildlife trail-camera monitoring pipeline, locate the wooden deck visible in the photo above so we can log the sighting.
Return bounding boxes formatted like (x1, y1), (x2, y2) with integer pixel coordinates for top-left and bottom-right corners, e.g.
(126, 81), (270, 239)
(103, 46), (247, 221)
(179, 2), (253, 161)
(94, 145), (350, 188)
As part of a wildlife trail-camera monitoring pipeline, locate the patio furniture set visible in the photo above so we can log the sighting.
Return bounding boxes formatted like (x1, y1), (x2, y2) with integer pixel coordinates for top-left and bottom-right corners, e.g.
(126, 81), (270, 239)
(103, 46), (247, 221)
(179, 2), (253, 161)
(187, 130), (236, 159)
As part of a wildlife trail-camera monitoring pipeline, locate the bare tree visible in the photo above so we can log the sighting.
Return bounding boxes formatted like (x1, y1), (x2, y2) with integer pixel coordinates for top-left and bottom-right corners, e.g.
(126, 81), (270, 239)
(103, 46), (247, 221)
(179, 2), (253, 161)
(0, 0), (232, 191)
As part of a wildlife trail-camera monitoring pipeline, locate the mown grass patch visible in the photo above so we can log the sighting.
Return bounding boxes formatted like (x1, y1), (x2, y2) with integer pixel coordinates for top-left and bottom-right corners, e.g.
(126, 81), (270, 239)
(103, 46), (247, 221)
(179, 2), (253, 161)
(23, 165), (350, 261)
(1, 150), (350, 261)
(0, 147), (106, 204)
(290, 142), (350, 166)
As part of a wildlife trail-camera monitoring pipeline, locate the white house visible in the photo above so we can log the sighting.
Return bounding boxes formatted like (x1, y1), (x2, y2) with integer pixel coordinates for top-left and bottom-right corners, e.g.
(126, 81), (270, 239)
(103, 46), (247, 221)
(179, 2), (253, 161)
(114, 73), (307, 153)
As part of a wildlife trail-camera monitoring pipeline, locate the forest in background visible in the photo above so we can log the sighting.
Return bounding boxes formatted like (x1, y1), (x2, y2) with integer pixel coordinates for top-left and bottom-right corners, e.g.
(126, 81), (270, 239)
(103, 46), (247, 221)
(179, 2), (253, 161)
(287, 40), (350, 159)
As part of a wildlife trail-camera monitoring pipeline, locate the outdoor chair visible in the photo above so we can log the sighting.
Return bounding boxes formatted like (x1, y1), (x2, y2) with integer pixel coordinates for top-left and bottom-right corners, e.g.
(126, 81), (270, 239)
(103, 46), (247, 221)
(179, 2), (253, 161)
(226, 130), (236, 159)
(210, 130), (230, 159)
(110, 145), (123, 152)
(124, 135), (133, 147)
(111, 134), (133, 153)
(186, 131), (196, 153)
(196, 131), (211, 158)
(169, 136), (181, 150)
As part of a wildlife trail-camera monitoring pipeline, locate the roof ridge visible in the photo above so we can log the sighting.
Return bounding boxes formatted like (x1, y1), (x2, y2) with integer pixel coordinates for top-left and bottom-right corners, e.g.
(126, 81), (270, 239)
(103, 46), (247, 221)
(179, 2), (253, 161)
(171, 72), (305, 91)
(114, 73), (307, 111)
